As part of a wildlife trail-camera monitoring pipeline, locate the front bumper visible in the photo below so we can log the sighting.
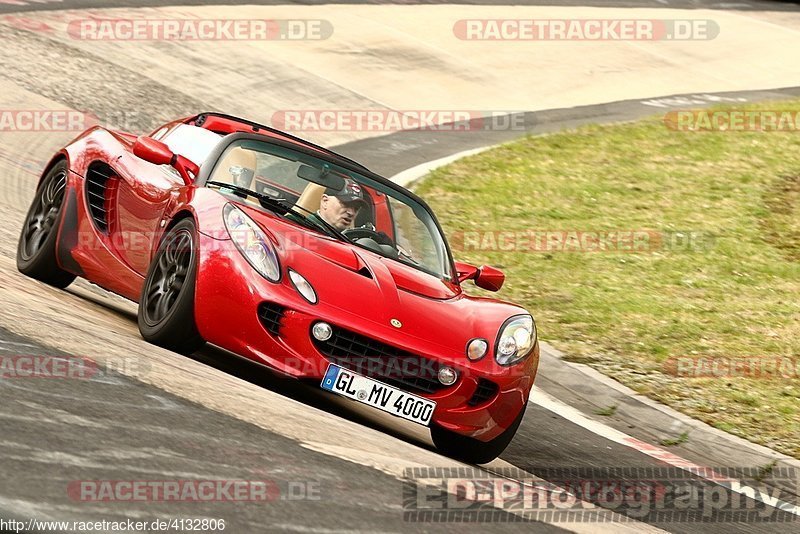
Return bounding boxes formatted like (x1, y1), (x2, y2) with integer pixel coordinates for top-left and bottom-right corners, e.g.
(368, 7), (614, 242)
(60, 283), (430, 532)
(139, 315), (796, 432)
(193, 232), (539, 442)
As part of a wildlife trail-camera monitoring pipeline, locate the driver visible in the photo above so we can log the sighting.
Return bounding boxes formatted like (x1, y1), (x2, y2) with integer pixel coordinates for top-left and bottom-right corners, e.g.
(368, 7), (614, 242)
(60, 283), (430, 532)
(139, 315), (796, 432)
(309, 178), (367, 231)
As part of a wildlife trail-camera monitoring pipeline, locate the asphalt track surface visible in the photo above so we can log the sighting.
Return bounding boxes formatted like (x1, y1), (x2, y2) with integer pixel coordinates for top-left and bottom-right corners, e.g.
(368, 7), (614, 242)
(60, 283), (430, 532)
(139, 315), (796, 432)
(1, 0), (800, 533)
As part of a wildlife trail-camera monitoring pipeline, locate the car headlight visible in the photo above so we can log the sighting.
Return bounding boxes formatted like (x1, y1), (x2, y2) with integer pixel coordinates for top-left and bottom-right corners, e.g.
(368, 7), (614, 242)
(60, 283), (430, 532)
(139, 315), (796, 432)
(223, 203), (281, 282)
(288, 269), (317, 304)
(494, 315), (536, 366)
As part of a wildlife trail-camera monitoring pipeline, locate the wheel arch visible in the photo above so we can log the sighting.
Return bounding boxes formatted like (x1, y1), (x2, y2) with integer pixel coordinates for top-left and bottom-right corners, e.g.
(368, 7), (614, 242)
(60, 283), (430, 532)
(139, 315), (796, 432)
(37, 152), (70, 191)
(165, 209), (196, 235)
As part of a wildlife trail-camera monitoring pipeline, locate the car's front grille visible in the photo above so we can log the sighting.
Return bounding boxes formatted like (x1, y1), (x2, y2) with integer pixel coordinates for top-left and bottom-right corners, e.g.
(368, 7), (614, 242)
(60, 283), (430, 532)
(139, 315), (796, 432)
(257, 302), (286, 336)
(467, 378), (499, 406)
(312, 326), (448, 394)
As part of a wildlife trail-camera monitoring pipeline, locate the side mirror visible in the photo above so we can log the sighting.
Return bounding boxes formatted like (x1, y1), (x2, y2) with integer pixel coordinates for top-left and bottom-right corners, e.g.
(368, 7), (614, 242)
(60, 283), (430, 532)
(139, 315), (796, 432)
(455, 261), (479, 283)
(133, 136), (198, 185)
(454, 261), (505, 292)
(133, 136), (173, 165)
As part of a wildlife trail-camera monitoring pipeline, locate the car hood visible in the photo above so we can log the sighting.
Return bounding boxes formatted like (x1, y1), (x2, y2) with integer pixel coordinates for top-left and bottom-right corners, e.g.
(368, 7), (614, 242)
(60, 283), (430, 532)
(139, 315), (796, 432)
(303, 236), (460, 301)
(244, 206), (459, 300)
(241, 206), (528, 349)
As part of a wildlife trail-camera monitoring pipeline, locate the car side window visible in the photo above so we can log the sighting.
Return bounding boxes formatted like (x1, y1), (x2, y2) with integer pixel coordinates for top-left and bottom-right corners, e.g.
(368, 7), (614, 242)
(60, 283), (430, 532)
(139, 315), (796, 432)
(161, 124), (222, 167)
(385, 197), (441, 273)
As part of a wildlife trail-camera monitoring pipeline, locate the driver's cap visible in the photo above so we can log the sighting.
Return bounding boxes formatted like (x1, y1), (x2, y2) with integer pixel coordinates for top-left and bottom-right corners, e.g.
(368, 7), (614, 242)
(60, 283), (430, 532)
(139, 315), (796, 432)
(325, 178), (367, 206)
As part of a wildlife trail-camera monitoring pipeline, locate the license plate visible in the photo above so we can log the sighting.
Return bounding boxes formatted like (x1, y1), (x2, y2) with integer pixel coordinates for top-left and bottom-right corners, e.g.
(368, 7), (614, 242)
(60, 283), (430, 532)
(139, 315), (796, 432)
(320, 364), (436, 426)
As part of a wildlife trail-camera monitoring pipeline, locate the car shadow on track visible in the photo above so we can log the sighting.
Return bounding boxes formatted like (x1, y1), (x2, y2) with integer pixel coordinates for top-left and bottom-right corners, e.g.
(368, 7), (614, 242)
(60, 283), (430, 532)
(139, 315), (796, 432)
(193, 343), (438, 451)
(66, 282), (442, 458)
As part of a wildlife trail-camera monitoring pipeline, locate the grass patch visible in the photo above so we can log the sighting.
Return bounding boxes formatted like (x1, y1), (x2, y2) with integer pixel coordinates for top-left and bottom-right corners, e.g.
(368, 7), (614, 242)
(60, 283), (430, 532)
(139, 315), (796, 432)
(416, 99), (800, 458)
(660, 431), (690, 447)
(755, 460), (778, 483)
(594, 404), (618, 417)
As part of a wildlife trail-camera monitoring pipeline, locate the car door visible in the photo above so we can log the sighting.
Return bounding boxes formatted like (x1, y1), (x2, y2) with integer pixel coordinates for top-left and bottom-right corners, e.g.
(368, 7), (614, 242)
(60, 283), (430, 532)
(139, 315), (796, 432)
(110, 151), (182, 276)
(110, 124), (221, 276)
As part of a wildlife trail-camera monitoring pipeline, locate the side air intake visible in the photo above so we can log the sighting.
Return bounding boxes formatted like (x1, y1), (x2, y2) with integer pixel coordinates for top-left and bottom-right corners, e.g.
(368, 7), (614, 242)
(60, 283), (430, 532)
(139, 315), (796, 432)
(86, 163), (118, 234)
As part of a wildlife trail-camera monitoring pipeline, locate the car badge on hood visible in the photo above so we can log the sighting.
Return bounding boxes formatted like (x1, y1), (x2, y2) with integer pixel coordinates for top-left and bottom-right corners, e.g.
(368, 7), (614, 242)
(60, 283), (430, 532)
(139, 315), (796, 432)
(390, 318), (402, 328)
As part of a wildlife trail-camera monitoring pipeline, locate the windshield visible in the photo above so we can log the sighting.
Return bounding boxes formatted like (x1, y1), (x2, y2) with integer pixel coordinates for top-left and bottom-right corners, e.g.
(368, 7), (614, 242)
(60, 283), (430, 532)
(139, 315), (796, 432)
(206, 138), (453, 279)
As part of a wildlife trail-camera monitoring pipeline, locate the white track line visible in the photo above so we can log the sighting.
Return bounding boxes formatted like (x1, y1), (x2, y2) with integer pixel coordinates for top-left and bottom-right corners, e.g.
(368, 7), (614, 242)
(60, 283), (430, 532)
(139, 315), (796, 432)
(530, 386), (800, 517)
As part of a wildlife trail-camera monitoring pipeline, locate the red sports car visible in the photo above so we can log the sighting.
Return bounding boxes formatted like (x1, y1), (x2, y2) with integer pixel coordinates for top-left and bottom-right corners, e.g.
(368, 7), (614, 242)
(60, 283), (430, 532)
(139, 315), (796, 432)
(16, 113), (539, 463)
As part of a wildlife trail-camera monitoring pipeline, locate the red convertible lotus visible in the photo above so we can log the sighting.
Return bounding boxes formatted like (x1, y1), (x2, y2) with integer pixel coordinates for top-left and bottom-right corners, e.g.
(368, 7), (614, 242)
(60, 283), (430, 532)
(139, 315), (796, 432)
(16, 113), (539, 463)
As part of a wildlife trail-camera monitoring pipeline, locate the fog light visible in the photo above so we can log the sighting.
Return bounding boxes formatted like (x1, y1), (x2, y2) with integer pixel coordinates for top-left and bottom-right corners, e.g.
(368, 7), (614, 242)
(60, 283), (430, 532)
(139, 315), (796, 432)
(312, 322), (332, 341)
(467, 338), (489, 361)
(438, 366), (458, 386)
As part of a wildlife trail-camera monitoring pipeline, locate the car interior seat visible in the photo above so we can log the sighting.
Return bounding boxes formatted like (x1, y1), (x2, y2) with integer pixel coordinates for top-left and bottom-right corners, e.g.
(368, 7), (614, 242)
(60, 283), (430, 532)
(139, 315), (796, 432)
(215, 147), (257, 190)
(294, 183), (327, 216)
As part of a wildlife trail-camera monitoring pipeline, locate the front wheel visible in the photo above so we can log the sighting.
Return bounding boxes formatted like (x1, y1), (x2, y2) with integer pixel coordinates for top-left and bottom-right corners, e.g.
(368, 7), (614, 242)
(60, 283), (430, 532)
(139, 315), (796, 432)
(16, 161), (76, 288)
(137, 218), (205, 355)
(431, 404), (527, 464)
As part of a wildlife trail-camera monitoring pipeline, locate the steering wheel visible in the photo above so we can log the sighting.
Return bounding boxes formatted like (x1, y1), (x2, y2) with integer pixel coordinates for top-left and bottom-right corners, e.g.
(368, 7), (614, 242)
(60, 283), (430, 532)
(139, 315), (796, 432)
(342, 227), (394, 246)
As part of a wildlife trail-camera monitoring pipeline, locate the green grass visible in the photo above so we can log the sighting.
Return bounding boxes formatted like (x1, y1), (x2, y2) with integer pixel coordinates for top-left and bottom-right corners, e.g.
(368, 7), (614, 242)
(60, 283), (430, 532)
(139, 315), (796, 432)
(594, 404), (618, 417)
(660, 431), (690, 447)
(755, 460), (778, 483)
(416, 100), (800, 458)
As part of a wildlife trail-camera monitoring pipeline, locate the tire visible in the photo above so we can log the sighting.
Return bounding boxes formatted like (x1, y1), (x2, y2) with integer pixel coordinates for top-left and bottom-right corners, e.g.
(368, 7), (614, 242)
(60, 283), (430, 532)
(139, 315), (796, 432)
(16, 161), (77, 289)
(431, 403), (527, 464)
(137, 218), (205, 354)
